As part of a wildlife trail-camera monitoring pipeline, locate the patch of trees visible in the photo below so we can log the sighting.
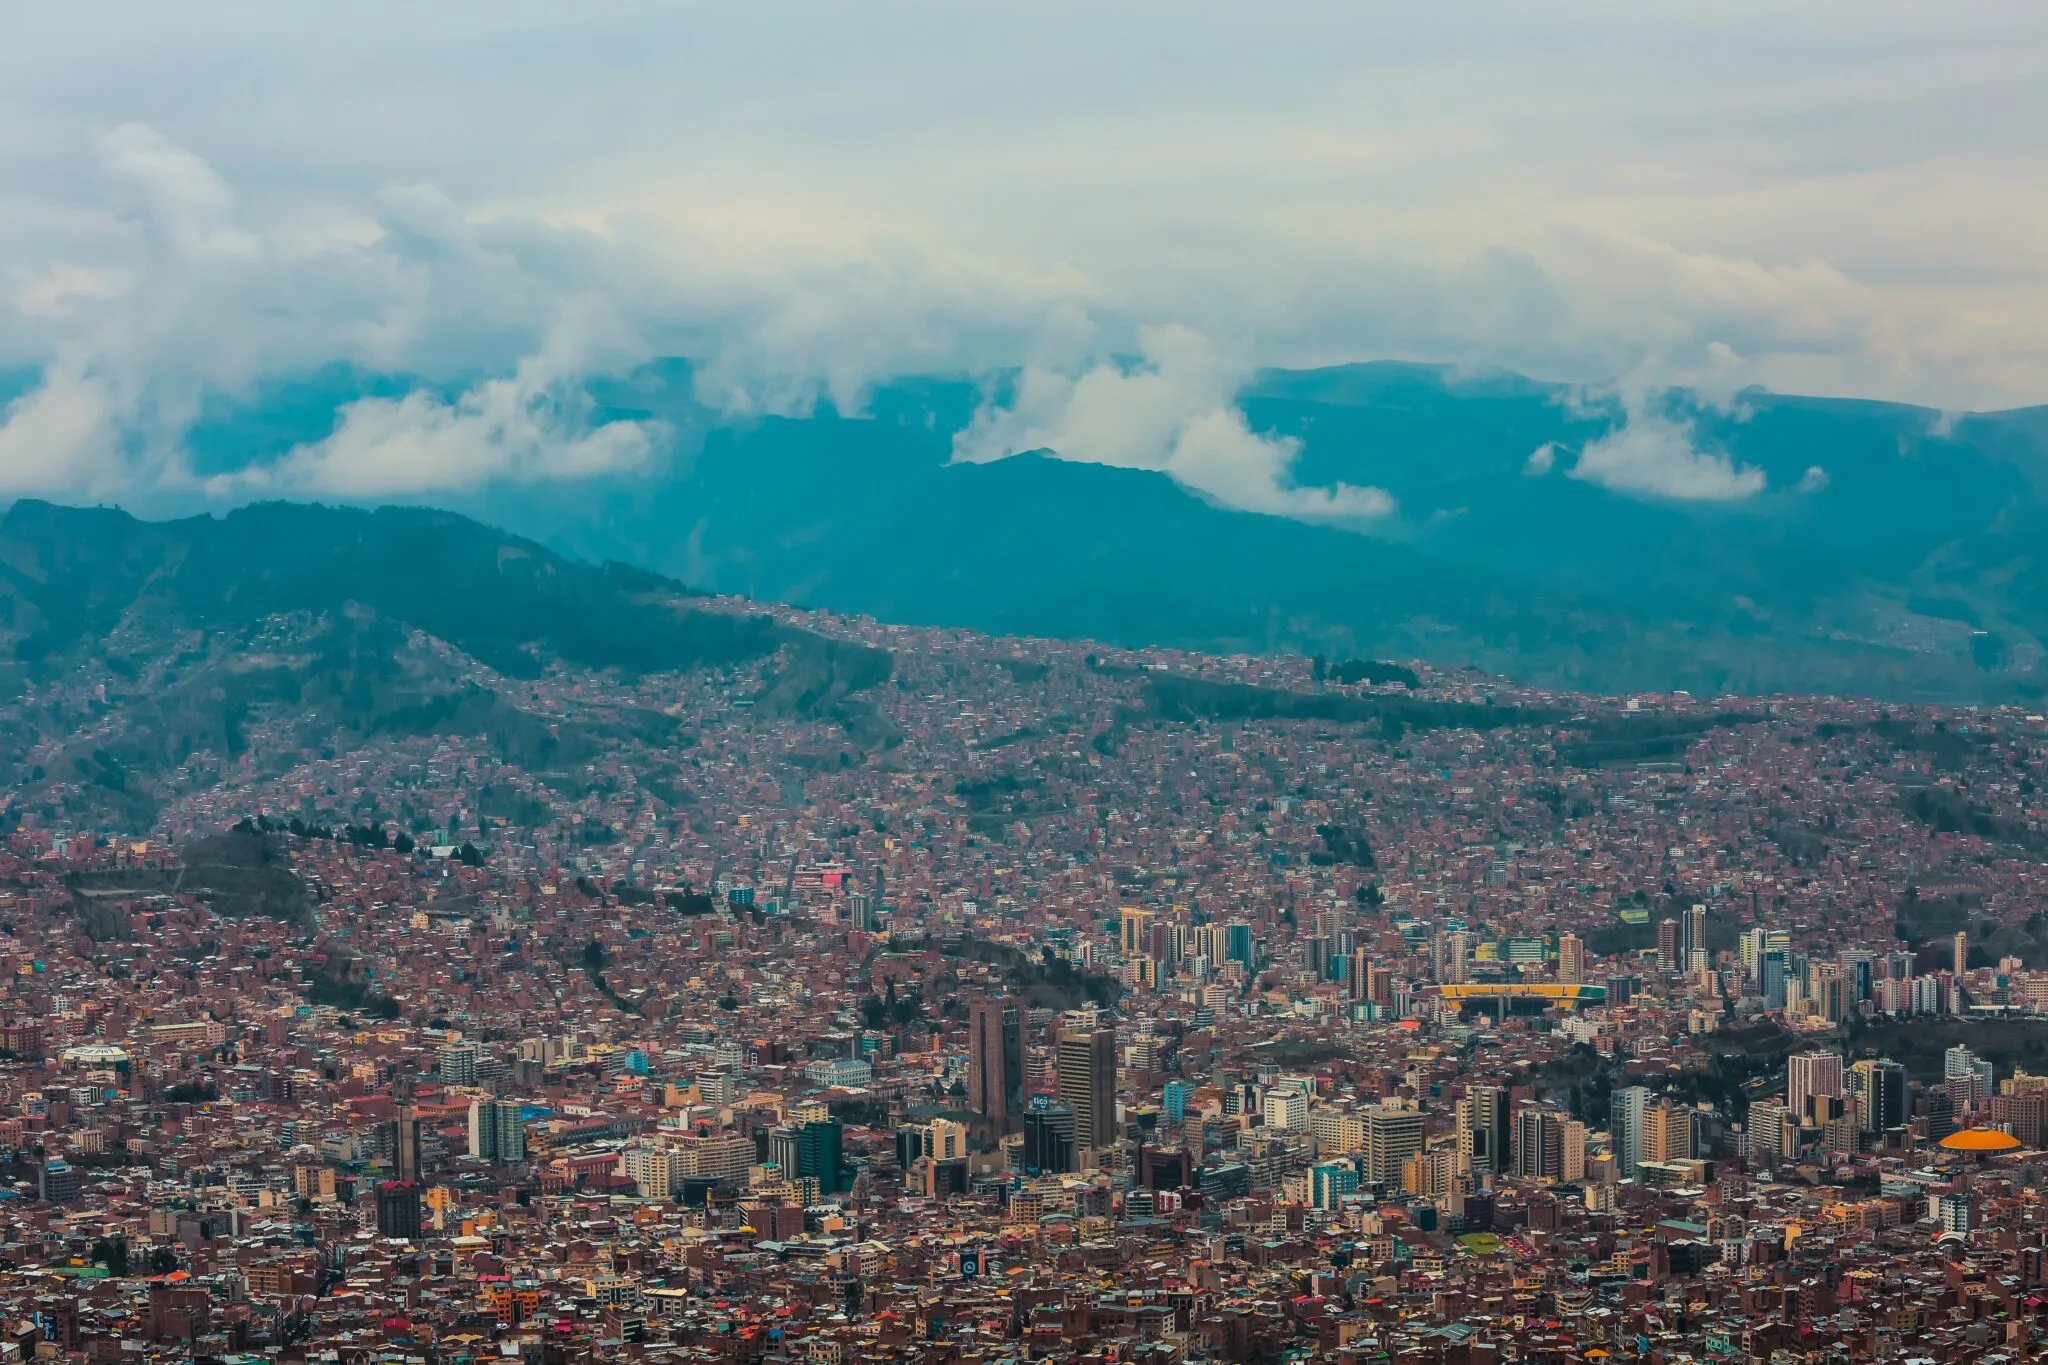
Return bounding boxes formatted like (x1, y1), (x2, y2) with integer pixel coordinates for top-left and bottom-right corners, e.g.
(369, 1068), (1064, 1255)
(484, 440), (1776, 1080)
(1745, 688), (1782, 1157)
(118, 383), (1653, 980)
(1313, 656), (1419, 689)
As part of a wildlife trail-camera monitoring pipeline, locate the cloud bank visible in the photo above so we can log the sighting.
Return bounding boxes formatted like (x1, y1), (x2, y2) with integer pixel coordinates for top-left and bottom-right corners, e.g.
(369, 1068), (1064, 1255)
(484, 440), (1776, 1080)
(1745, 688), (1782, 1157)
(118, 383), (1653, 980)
(955, 326), (1393, 521)
(0, 4), (2042, 510)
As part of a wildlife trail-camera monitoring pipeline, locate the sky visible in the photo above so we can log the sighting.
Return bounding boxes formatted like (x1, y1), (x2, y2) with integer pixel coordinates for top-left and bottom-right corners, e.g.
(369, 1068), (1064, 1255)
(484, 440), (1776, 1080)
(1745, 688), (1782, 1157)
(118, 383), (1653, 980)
(1, 2), (2045, 512)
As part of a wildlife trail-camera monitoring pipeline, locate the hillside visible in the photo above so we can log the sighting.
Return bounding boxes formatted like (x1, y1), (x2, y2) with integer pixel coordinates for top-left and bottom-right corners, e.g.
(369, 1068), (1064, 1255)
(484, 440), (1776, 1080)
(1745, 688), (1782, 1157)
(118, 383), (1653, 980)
(0, 501), (890, 826)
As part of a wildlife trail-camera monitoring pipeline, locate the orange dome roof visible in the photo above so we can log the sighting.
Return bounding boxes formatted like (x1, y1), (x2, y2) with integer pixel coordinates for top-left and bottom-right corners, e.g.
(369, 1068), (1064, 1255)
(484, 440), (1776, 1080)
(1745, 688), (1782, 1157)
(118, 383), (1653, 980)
(1940, 1127), (2022, 1152)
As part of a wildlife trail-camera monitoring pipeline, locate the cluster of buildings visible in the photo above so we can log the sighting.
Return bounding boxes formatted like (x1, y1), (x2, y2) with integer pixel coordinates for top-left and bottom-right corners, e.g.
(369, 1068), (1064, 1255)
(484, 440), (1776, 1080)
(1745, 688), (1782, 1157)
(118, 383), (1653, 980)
(0, 601), (2043, 1360)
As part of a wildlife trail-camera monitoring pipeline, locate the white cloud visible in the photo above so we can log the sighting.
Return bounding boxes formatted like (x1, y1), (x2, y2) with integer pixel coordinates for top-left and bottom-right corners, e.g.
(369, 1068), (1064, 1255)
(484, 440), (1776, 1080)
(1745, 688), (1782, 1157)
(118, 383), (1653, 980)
(1800, 465), (1830, 492)
(243, 364), (654, 498)
(97, 123), (262, 264)
(10, 264), (126, 320)
(1525, 442), (1556, 476)
(955, 325), (1393, 522)
(0, 6), (2044, 510)
(232, 299), (658, 496)
(0, 360), (123, 496)
(1567, 395), (1767, 502)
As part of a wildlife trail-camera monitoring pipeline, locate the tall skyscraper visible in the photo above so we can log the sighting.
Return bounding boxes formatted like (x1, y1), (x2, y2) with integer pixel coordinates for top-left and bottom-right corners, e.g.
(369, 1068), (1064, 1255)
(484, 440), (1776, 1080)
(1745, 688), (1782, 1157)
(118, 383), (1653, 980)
(1641, 1101), (1694, 1164)
(1808, 963), (1847, 1023)
(1458, 1085), (1511, 1179)
(1442, 930), (1472, 985)
(1347, 947), (1374, 1001)
(1685, 904), (1707, 963)
(1657, 919), (1680, 971)
(1762, 952), (1788, 1009)
(1056, 1027), (1118, 1151)
(1788, 1051), (1845, 1124)
(1514, 1106), (1565, 1180)
(1561, 1120), (1587, 1182)
(1849, 1059), (1908, 1133)
(1363, 1106), (1425, 1184)
(1955, 930), (1970, 977)
(1612, 1086), (1650, 1177)
(392, 1103), (421, 1184)
(967, 997), (1023, 1131)
(1558, 934), (1585, 985)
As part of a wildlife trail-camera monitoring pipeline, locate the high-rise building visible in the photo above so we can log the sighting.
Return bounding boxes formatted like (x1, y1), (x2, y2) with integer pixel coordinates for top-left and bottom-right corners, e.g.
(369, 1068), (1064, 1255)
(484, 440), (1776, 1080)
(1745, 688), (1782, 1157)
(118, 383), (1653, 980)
(1056, 1027), (1118, 1151)
(1225, 922), (1255, 969)
(1514, 1107), (1565, 1181)
(1747, 1100), (1791, 1164)
(1937, 1191), (1972, 1239)
(1346, 947), (1373, 1000)
(1022, 1102), (1078, 1174)
(1162, 1079), (1193, 1125)
(772, 1119), (847, 1194)
(1437, 930), (1471, 985)
(1363, 1106), (1424, 1184)
(1848, 1059), (1908, 1133)
(1262, 1088), (1308, 1132)
(1787, 1051), (1844, 1124)
(967, 997), (1023, 1131)
(1989, 1092), (2046, 1148)
(1657, 919), (1680, 971)
(1685, 904), (1707, 964)
(898, 1117), (968, 1167)
(1955, 930), (1970, 977)
(468, 1098), (526, 1162)
(1739, 927), (1766, 978)
(1120, 907), (1153, 957)
(1761, 952), (1788, 1008)
(1558, 934), (1585, 985)
(1612, 1086), (1650, 1177)
(1808, 963), (1848, 1023)
(392, 1104), (421, 1185)
(1458, 1085), (1511, 1179)
(1402, 1146), (1462, 1199)
(1641, 1102), (1694, 1164)
(1309, 1160), (1361, 1210)
(1561, 1120), (1587, 1183)
(437, 1041), (482, 1087)
(376, 1180), (423, 1241)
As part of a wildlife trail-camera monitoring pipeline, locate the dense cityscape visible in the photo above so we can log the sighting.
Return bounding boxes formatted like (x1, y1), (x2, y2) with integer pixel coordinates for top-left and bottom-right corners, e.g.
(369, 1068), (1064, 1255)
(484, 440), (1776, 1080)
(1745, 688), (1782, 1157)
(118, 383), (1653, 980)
(0, 592), (2042, 1365)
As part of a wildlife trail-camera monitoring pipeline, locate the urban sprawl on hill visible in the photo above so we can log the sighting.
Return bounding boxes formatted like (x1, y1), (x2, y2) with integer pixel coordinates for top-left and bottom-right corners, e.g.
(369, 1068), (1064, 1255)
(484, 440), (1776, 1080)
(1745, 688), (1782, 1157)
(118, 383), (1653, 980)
(1, 554), (2047, 1364)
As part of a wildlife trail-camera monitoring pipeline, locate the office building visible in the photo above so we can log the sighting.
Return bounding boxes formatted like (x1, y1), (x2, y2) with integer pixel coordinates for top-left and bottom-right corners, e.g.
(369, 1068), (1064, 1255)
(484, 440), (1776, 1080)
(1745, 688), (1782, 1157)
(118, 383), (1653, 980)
(1787, 1051), (1844, 1124)
(967, 996), (1023, 1131)
(1558, 933), (1585, 985)
(377, 1180), (423, 1241)
(1056, 1026), (1118, 1151)
(1022, 1102), (1078, 1174)
(1458, 1085), (1511, 1179)
(1363, 1105), (1424, 1184)
(1612, 1086), (1650, 1177)
(1848, 1059), (1907, 1133)
(468, 1097), (526, 1163)
(1641, 1101), (1694, 1164)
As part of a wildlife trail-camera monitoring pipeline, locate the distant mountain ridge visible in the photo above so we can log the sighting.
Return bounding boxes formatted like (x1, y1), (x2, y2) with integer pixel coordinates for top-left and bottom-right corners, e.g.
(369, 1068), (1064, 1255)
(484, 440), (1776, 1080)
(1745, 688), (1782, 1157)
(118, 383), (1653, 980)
(26, 356), (2048, 701)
